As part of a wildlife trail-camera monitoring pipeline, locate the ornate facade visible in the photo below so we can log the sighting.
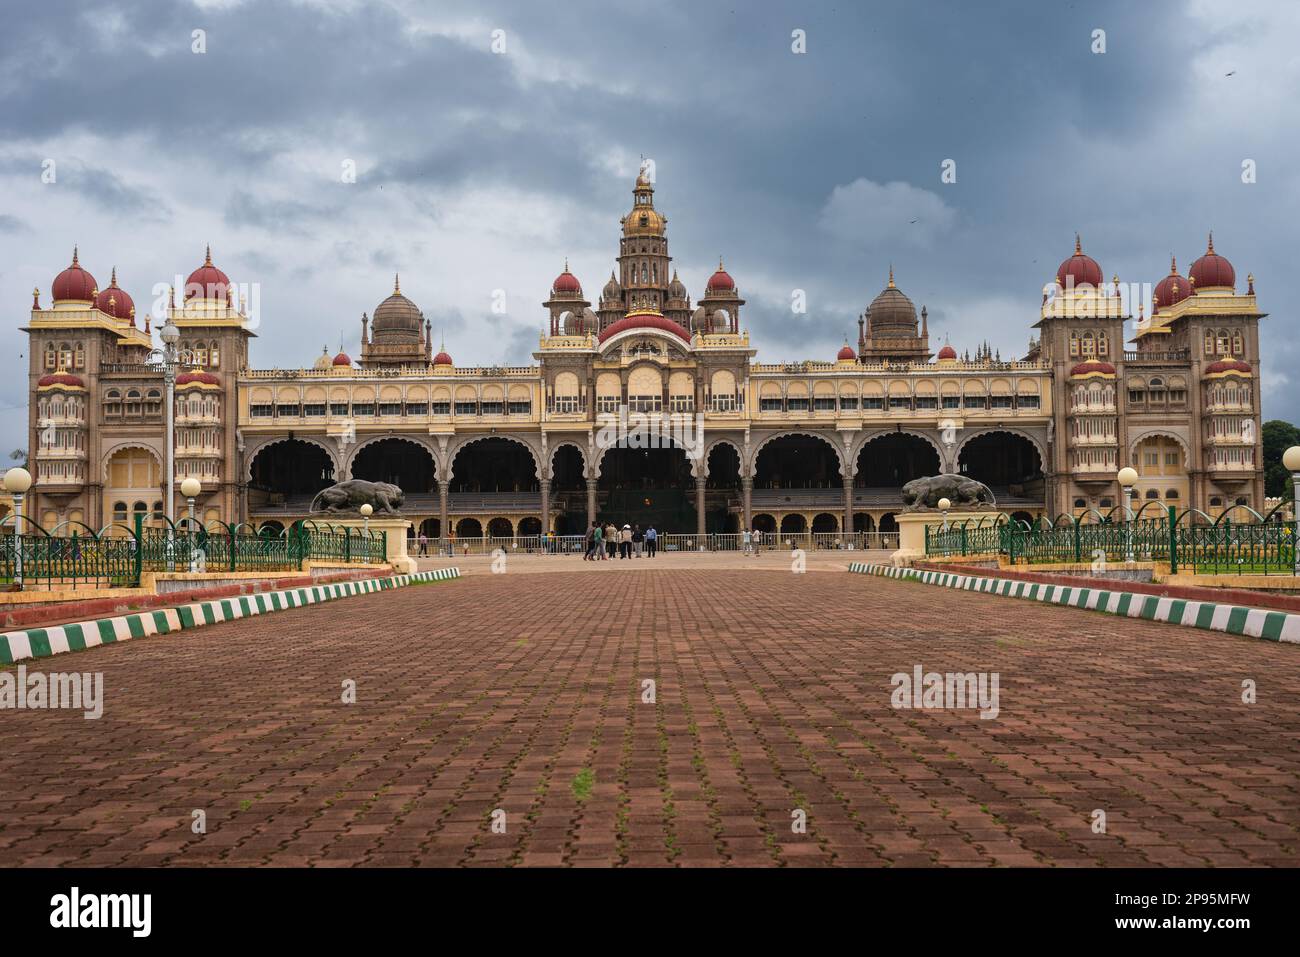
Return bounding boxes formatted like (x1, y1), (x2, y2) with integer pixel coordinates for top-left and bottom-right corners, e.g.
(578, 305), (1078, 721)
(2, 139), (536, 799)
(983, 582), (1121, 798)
(22, 174), (1266, 539)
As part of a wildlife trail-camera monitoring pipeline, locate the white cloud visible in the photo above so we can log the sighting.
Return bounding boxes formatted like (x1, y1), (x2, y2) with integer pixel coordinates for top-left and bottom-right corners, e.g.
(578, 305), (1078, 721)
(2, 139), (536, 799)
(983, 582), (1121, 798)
(818, 178), (957, 248)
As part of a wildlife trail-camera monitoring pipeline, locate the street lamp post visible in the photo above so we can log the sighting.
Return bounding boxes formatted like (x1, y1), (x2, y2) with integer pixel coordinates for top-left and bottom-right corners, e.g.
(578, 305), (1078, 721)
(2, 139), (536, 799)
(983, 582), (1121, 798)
(1283, 446), (1300, 575)
(157, 318), (181, 523)
(4, 467), (33, 590)
(360, 502), (373, 536)
(180, 476), (202, 572)
(1117, 466), (1138, 564)
(938, 496), (952, 534)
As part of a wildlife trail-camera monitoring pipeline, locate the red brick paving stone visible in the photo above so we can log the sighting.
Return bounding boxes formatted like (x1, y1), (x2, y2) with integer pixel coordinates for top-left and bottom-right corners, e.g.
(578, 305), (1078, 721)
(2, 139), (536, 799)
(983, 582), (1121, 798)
(1, 570), (1298, 867)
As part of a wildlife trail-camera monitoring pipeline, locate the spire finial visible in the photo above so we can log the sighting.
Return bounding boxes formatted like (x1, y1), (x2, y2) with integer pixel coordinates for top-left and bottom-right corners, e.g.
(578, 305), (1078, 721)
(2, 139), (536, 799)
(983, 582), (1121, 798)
(1170, 254), (1176, 274)
(110, 266), (118, 286)
(888, 264), (895, 288)
(71, 245), (79, 266)
(204, 244), (212, 266)
(394, 273), (400, 293)
(718, 255), (724, 270)
(1207, 231), (1214, 253)
(32, 287), (40, 308)
(1074, 233), (1082, 254)
(564, 257), (570, 272)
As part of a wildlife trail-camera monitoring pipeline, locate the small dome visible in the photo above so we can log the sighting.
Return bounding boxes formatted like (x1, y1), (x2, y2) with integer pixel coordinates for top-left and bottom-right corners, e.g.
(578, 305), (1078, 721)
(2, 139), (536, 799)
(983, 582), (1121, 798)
(37, 372), (85, 389)
(667, 270), (688, 301)
(94, 267), (136, 320)
(176, 370), (221, 387)
(185, 245), (231, 301)
(1057, 235), (1103, 289)
(433, 350), (453, 366)
(332, 351), (352, 367)
(1070, 359), (1116, 378)
(1205, 358), (1251, 376)
(706, 259), (735, 293)
(313, 347), (333, 370)
(937, 343), (957, 360)
(622, 206), (665, 237)
(552, 262), (582, 296)
(1189, 233), (1235, 291)
(602, 271), (622, 301)
(1153, 256), (1192, 309)
(837, 344), (856, 361)
(51, 248), (98, 303)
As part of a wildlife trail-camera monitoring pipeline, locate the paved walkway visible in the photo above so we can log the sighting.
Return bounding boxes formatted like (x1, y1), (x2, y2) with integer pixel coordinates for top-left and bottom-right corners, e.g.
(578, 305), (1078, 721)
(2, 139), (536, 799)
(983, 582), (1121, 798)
(1, 569), (1296, 867)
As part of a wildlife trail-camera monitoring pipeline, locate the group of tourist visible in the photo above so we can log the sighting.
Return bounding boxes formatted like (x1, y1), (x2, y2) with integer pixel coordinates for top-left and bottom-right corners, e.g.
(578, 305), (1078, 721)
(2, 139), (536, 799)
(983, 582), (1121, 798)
(584, 521), (657, 560)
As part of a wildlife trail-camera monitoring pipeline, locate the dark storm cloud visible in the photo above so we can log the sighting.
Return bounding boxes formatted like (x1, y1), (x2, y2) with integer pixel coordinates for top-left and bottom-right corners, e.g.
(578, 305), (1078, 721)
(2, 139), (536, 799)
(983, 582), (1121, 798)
(1, 0), (1297, 437)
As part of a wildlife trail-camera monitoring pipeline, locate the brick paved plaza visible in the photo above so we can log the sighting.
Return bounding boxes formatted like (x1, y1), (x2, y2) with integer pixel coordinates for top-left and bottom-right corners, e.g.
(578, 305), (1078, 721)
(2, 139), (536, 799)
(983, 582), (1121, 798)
(1, 565), (1297, 867)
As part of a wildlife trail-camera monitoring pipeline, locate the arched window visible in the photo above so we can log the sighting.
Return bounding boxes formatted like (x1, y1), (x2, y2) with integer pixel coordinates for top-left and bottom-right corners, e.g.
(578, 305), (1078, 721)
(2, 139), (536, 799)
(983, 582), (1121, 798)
(44, 343), (57, 369)
(152, 501), (164, 520)
(113, 501), (128, 521)
(1165, 489), (1179, 499)
(210, 343), (220, 367)
(1232, 331), (1244, 356)
(1073, 498), (1087, 509)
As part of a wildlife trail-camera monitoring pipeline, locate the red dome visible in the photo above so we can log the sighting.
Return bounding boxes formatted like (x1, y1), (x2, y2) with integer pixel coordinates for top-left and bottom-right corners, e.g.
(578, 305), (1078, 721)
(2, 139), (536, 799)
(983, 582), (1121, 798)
(185, 246), (231, 300)
(176, 370), (221, 386)
(332, 351), (352, 367)
(1205, 358), (1251, 376)
(37, 372), (85, 389)
(1070, 359), (1115, 377)
(1189, 234), (1235, 290)
(1153, 257), (1192, 309)
(94, 268), (136, 321)
(552, 264), (582, 295)
(1056, 236), (1103, 289)
(706, 262), (735, 292)
(51, 248), (98, 302)
(597, 313), (690, 344)
(937, 343), (957, 360)
(837, 344), (856, 361)
(433, 351), (453, 366)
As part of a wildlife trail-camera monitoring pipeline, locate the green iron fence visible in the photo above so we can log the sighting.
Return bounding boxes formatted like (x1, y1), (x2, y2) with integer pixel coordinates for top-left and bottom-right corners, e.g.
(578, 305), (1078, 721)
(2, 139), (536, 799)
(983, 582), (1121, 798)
(0, 513), (387, 590)
(925, 504), (1297, 575)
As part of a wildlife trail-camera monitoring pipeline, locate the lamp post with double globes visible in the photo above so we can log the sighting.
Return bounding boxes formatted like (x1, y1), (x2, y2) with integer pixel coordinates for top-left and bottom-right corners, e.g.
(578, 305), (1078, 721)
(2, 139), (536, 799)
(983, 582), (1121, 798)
(1117, 466), (1138, 564)
(1283, 446), (1300, 575)
(4, 466), (33, 590)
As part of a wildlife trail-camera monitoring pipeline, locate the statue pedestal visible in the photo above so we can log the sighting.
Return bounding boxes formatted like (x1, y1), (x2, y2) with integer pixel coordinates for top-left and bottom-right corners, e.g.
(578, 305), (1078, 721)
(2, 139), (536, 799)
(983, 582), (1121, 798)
(892, 511), (992, 566)
(330, 517), (416, 574)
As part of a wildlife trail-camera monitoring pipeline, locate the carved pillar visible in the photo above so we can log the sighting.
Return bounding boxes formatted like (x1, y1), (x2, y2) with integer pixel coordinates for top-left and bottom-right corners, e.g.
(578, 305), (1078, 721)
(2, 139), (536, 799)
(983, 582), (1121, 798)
(439, 484), (449, 541)
(695, 475), (706, 538)
(540, 479), (551, 535)
(843, 473), (854, 539)
(586, 478), (597, 527)
(742, 476), (753, 533)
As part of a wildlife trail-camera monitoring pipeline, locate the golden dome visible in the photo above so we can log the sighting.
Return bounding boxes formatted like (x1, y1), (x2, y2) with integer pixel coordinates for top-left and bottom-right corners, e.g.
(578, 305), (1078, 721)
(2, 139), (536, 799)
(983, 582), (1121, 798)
(621, 205), (665, 237)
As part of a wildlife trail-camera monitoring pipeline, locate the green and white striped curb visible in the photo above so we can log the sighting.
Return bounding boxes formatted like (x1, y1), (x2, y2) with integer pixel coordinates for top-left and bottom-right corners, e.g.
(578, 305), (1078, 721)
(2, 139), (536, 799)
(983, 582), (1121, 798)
(0, 566), (461, 666)
(848, 562), (1300, 644)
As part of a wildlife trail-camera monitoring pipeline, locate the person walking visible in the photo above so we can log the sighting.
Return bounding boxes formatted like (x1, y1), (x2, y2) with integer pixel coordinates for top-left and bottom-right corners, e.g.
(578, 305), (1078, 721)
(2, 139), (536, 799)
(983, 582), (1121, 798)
(417, 531), (429, 556)
(645, 524), (657, 557)
(620, 523), (633, 559)
(742, 527), (752, 556)
(632, 524), (644, 557)
(605, 521), (618, 560)
(586, 521), (601, 560)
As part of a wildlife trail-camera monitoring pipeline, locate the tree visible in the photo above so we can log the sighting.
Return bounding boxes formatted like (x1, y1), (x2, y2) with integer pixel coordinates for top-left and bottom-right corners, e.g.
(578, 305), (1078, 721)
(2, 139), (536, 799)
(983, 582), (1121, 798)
(1261, 420), (1300, 498)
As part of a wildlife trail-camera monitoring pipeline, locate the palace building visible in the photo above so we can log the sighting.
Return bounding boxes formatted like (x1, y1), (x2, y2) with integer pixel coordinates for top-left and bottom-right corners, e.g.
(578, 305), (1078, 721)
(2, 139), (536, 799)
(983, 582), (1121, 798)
(22, 171), (1266, 539)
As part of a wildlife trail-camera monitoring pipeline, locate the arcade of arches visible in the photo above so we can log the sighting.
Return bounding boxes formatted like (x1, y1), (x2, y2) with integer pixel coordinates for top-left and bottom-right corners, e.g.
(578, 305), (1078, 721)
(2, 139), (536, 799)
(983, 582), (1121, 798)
(243, 428), (1048, 538)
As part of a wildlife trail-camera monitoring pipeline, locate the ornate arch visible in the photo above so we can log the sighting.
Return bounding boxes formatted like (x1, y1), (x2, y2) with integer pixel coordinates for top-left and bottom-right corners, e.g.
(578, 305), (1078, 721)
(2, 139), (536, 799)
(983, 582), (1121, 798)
(750, 430), (846, 478)
(343, 433), (440, 478)
(1127, 428), (1191, 468)
(243, 435), (342, 484)
(447, 433), (542, 481)
(954, 427), (1048, 472)
(702, 437), (745, 479)
(100, 441), (165, 484)
(546, 439), (588, 481)
(852, 428), (945, 477)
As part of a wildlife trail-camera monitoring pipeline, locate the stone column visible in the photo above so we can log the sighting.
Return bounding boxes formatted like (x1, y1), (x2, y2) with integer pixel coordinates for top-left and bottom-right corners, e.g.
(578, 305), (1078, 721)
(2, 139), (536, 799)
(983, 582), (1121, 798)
(843, 473), (854, 541)
(695, 476), (707, 538)
(540, 478), (551, 535)
(586, 478), (598, 527)
(438, 484), (449, 541)
(741, 476), (753, 532)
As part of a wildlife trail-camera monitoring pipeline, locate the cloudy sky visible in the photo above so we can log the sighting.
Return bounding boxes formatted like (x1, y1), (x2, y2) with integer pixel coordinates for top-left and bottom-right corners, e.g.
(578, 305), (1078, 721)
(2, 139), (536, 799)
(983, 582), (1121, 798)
(2, 0), (1296, 457)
